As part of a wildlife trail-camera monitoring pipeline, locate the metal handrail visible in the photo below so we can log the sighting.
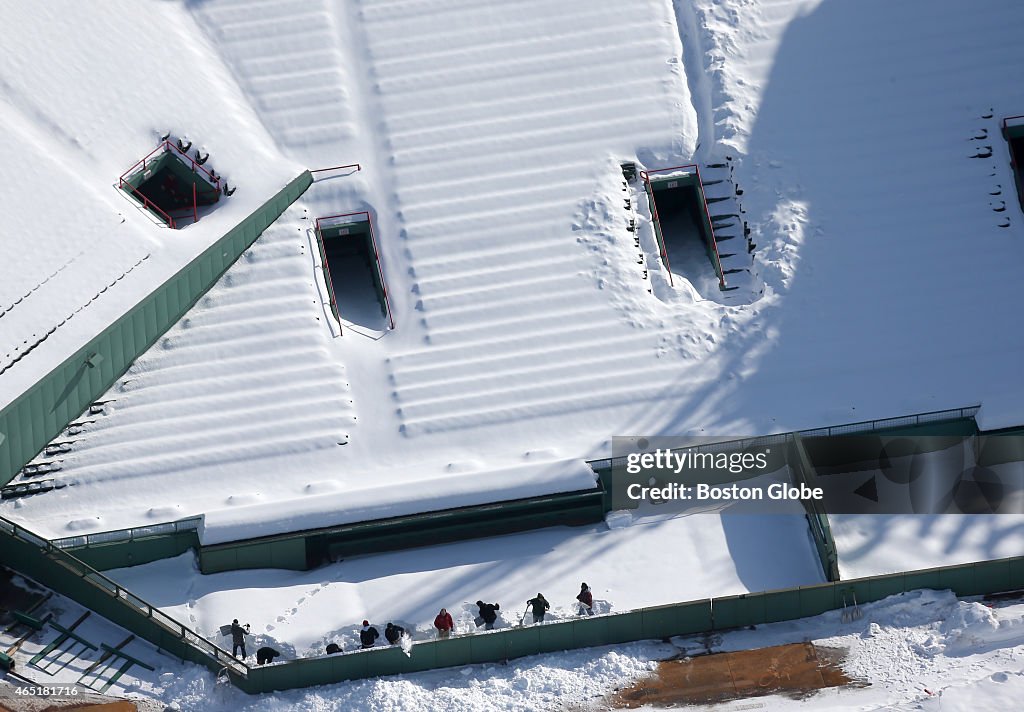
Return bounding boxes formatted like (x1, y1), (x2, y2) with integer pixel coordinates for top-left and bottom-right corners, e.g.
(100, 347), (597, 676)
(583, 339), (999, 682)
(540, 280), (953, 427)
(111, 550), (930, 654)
(310, 163), (361, 176)
(0, 514), (247, 678)
(312, 226), (342, 335)
(120, 181), (176, 228)
(117, 140), (223, 229)
(588, 405), (981, 470)
(314, 211), (395, 330)
(640, 163), (726, 289)
(50, 516), (202, 550)
(119, 140), (220, 191)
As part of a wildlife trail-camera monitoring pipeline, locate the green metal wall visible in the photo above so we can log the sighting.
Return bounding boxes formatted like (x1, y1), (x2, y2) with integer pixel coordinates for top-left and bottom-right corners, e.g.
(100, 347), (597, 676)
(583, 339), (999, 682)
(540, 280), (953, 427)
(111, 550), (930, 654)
(0, 517), (247, 687)
(978, 428), (1024, 466)
(55, 486), (605, 574)
(65, 530), (199, 572)
(51, 411), (998, 577)
(644, 175), (725, 285)
(237, 556), (1024, 694)
(0, 171), (313, 485)
(788, 435), (840, 581)
(121, 152), (173, 189)
(201, 537), (308, 574)
(3, 512), (1022, 696)
(199, 487), (605, 574)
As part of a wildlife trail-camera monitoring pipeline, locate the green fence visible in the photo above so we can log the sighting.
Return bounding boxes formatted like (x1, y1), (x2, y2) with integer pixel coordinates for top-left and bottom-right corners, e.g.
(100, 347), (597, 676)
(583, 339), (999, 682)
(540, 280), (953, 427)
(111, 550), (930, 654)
(199, 486), (606, 573)
(788, 435), (840, 581)
(51, 406), (986, 575)
(50, 487), (606, 575)
(3, 514), (1023, 695)
(236, 555), (1024, 694)
(0, 171), (314, 486)
(0, 516), (247, 687)
(52, 518), (202, 571)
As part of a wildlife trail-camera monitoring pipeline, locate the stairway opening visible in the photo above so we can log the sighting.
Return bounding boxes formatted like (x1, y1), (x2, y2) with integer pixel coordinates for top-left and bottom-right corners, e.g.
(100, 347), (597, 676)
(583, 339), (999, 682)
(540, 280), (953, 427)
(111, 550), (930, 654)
(119, 140), (221, 229)
(1004, 117), (1024, 213)
(643, 167), (726, 293)
(315, 213), (394, 332)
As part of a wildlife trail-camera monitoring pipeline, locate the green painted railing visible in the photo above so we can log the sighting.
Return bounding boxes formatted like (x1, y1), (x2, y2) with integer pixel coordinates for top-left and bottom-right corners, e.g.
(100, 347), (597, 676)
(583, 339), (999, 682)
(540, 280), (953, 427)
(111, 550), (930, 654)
(51, 517), (202, 571)
(230, 554), (1024, 694)
(0, 515), (247, 686)
(3, 513), (1022, 694)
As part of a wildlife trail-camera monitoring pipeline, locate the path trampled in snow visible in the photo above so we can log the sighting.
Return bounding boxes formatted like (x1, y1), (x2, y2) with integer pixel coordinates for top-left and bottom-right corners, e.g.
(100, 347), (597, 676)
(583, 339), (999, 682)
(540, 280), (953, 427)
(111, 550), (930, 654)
(10, 571), (1023, 712)
(109, 495), (824, 656)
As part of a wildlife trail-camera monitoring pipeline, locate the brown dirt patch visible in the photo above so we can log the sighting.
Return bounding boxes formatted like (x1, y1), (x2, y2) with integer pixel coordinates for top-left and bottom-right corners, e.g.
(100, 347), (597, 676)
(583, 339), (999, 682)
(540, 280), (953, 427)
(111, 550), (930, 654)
(612, 642), (859, 708)
(0, 701), (137, 712)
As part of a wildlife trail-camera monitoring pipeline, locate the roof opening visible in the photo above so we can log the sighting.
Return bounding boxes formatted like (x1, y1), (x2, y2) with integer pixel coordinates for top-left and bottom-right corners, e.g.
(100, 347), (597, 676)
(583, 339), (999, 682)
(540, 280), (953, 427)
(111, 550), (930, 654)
(642, 166), (727, 292)
(315, 212), (394, 333)
(1003, 115), (1024, 214)
(119, 140), (224, 228)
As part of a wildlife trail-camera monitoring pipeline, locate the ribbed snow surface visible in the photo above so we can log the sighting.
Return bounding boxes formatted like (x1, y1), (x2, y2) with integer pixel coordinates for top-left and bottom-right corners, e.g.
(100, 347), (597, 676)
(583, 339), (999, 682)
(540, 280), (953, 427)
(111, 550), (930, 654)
(4, 0), (1024, 571)
(0, 0), (304, 408)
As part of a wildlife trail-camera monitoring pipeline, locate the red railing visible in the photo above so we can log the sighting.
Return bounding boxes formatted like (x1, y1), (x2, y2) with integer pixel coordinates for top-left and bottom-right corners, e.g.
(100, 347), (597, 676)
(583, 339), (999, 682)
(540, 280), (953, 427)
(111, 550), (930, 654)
(119, 179), (177, 228)
(1001, 114), (1024, 132)
(314, 211), (396, 331)
(310, 163), (361, 176)
(640, 164), (727, 290)
(118, 140), (222, 229)
(312, 227), (342, 336)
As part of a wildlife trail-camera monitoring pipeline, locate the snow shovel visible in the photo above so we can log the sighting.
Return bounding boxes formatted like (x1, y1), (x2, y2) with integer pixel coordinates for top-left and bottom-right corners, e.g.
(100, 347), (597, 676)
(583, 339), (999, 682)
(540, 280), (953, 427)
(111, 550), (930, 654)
(219, 622), (250, 637)
(840, 589), (863, 623)
(474, 616), (485, 628)
(517, 604), (530, 628)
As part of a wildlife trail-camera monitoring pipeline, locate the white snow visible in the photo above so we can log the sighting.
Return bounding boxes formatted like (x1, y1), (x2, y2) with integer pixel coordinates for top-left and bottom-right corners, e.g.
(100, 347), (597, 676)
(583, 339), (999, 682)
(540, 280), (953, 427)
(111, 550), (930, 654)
(200, 459), (599, 544)
(9, 574), (1024, 712)
(0, 0), (304, 409)
(832, 513), (1024, 580)
(3, 0), (1024, 706)
(108, 499), (824, 656)
(4, 0), (1024, 562)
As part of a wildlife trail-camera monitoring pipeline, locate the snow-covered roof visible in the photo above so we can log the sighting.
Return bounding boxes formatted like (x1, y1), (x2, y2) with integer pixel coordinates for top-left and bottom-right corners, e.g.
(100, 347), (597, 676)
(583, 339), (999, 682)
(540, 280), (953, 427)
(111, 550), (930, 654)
(3, 0), (1024, 547)
(0, 1), (304, 410)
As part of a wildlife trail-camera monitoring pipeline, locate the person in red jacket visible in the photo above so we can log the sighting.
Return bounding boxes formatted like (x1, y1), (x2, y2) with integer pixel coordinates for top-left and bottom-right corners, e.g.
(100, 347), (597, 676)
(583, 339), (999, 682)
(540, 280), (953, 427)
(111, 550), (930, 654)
(577, 582), (594, 616)
(434, 608), (454, 639)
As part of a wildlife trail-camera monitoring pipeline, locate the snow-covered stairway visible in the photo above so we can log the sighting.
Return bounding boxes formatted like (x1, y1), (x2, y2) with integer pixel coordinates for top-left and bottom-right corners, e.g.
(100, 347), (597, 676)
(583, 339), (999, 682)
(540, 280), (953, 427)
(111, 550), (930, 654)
(15, 217), (356, 495)
(190, 0), (358, 150)
(700, 160), (762, 301)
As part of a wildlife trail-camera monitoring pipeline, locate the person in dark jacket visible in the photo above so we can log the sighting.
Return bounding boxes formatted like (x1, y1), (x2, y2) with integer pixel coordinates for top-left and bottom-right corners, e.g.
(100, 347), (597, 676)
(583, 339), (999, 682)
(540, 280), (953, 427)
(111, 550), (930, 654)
(256, 646), (280, 665)
(526, 593), (550, 624)
(476, 601), (500, 630)
(577, 583), (594, 616)
(384, 622), (406, 645)
(326, 642), (342, 654)
(434, 608), (454, 639)
(230, 619), (249, 658)
(359, 620), (380, 648)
